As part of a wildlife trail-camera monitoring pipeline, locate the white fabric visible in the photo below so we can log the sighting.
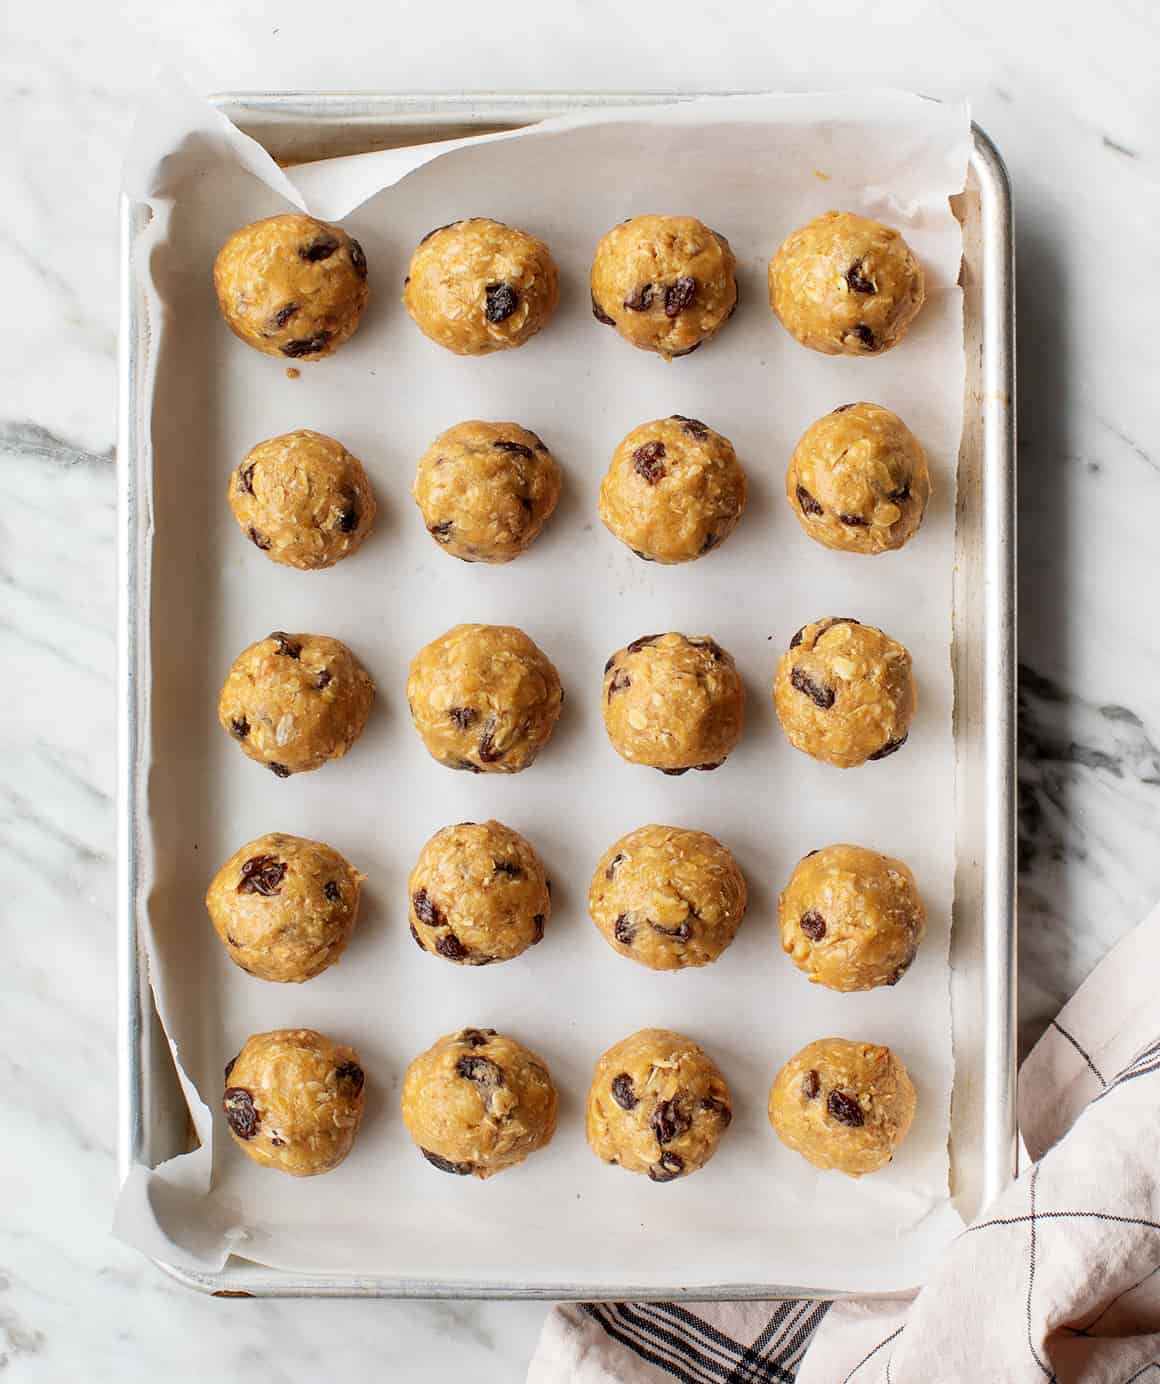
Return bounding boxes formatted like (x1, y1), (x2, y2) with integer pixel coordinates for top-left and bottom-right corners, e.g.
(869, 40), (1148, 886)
(530, 901), (1160, 1384)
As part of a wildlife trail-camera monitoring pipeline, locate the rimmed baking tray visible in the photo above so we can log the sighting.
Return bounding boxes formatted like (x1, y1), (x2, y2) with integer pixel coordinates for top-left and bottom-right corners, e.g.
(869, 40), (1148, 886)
(116, 92), (1017, 1298)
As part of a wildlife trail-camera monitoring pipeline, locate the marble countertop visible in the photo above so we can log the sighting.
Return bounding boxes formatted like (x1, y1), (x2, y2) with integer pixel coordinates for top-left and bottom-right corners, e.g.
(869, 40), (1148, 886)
(5, 1), (1160, 1378)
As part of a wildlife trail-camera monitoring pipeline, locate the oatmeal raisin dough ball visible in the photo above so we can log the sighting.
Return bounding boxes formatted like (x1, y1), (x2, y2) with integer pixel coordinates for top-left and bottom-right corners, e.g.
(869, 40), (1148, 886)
(223, 1028), (366, 1176)
(768, 1037), (916, 1177)
(773, 618), (914, 769)
(603, 633), (744, 773)
(218, 631), (375, 777)
(600, 415), (748, 564)
(590, 215), (738, 359)
(408, 820), (550, 965)
(213, 214), (368, 360)
(589, 825), (747, 970)
(228, 429), (376, 569)
(407, 624), (563, 774)
(587, 1029), (732, 1182)
(403, 218), (559, 355)
(401, 1028), (558, 1178)
(414, 421), (561, 563)
(769, 211), (924, 356)
(779, 844), (925, 991)
(788, 403), (930, 554)
(206, 832), (364, 982)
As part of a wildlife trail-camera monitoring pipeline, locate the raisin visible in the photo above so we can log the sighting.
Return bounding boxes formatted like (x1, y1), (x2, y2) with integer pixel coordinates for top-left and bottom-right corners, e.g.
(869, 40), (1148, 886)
(457, 1055), (505, 1099)
(315, 669), (332, 690)
(868, 734), (908, 761)
(701, 1096), (732, 1126)
(845, 261), (876, 294)
(223, 1087), (259, 1140)
(610, 1073), (637, 1110)
(477, 717), (502, 763)
(281, 332), (331, 358)
(422, 1148), (474, 1176)
(651, 920), (692, 942)
(412, 889), (443, 928)
(429, 521), (454, 543)
(531, 913), (545, 942)
(268, 762), (291, 778)
(270, 302), (299, 330)
(493, 860), (523, 878)
(800, 910), (826, 941)
(805, 849), (819, 858)
(802, 1069), (821, 1100)
(671, 414), (708, 438)
(236, 855), (288, 897)
(248, 526), (271, 550)
(660, 767), (690, 776)
(839, 513), (869, 527)
(695, 760), (724, 772)
(493, 440), (533, 459)
(408, 922), (425, 950)
(335, 1061), (365, 1094)
(627, 634), (662, 654)
(652, 1097), (692, 1145)
(349, 238), (367, 279)
(269, 1135), (286, 1148)
(337, 504), (359, 533)
(649, 1152), (684, 1183)
(607, 670), (631, 702)
(224, 1055), (238, 1082)
(631, 549), (656, 562)
(789, 627), (806, 650)
(605, 852), (625, 879)
(229, 716), (250, 740)
(890, 482), (912, 502)
(633, 440), (666, 484)
(435, 931), (467, 961)
(828, 1090), (865, 1127)
(833, 403), (855, 413)
(301, 235), (339, 262)
(624, 283), (654, 311)
(448, 706), (477, 730)
(790, 666), (835, 710)
(614, 914), (636, 945)
(323, 880), (341, 903)
(796, 485), (824, 518)
(591, 293), (616, 325)
(270, 632), (302, 659)
(669, 342), (702, 357)
(664, 276), (696, 317)
(458, 1028), (493, 1046)
(700, 531), (719, 554)
(604, 655), (617, 675)
(236, 463), (256, 496)
(850, 323), (878, 351)
(484, 282), (518, 322)
(453, 759), (483, 774)
(528, 433), (548, 452)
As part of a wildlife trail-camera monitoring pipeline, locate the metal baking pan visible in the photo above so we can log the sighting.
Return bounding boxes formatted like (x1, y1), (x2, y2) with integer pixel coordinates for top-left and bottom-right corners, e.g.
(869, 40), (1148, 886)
(117, 92), (1016, 1298)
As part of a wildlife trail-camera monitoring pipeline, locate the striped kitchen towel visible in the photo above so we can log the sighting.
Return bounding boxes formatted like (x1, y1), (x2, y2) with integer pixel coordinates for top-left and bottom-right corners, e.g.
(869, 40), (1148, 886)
(528, 900), (1160, 1384)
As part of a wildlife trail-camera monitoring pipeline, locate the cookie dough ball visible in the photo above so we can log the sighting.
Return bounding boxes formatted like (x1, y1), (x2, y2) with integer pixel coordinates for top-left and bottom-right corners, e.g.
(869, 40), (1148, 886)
(403, 218), (559, 355)
(219, 631), (375, 777)
(401, 1028), (557, 1178)
(600, 416), (747, 564)
(408, 820), (550, 965)
(779, 845), (925, 991)
(768, 1038), (916, 1177)
(773, 618), (914, 769)
(206, 833), (364, 982)
(407, 624), (562, 774)
(414, 421), (561, 563)
(223, 1028), (366, 1176)
(769, 211), (924, 357)
(590, 215), (738, 360)
(788, 403), (930, 554)
(228, 430), (376, 569)
(586, 1029), (732, 1182)
(589, 826), (747, 970)
(603, 633), (744, 773)
(213, 214), (368, 360)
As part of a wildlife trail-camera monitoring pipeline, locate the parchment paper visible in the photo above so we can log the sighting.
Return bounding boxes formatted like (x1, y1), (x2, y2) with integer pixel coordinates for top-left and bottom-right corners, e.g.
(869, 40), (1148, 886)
(114, 79), (971, 1292)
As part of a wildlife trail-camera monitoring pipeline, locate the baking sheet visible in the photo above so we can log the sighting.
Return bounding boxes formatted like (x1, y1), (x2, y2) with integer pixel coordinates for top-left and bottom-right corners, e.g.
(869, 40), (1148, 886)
(114, 80), (971, 1292)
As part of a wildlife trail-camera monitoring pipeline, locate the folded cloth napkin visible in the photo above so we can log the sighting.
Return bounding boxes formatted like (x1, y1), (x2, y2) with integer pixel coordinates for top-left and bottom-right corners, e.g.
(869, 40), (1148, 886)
(528, 901), (1160, 1384)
